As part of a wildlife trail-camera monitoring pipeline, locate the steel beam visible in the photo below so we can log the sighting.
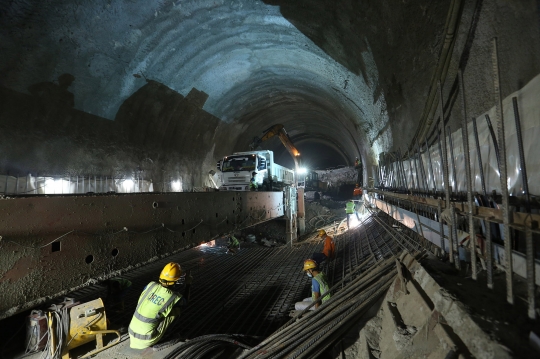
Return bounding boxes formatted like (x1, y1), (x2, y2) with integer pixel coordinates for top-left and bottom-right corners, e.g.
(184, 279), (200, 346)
(0, 191), (284, 319)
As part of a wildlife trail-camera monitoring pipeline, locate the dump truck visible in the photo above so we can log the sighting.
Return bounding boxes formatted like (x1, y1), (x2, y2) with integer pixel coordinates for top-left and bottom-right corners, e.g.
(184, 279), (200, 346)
(217, 150), (294, 191)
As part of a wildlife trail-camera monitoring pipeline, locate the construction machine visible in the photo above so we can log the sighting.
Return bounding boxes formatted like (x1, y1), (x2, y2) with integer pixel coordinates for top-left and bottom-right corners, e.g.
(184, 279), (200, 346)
(249, 124), (302, 172)
(249, 124), (307, 235)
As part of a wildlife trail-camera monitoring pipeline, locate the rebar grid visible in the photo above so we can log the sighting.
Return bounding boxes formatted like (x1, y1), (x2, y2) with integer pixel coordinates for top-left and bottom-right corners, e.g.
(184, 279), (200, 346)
(27, 212), (413, 357)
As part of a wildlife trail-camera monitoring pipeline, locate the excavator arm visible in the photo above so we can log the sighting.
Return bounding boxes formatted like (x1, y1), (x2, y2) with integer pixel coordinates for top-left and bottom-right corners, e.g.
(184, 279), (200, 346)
(249, 124), (301, 169)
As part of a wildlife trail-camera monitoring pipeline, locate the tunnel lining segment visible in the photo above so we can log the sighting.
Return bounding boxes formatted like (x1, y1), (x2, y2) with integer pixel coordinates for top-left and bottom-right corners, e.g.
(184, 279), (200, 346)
(0, 191), (284, 320)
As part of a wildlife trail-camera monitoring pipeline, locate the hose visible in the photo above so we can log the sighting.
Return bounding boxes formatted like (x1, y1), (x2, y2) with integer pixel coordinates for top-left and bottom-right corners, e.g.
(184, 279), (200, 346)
(162, 334), (253, 359)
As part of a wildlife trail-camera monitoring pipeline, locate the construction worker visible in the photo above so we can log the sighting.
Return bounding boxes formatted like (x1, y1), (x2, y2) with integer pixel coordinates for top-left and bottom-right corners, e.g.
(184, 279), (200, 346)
(250, 171), (258, 191)
(227, 234), (240, 254)
(354, 157), (360, 167)
(295, 259), (331, 310)
(312, 229), (335, 266)
(345, 200), (360, 228)
(105, 277), (132, 313)
(353, 184), (362, 198)
(128, 263), (192, 349)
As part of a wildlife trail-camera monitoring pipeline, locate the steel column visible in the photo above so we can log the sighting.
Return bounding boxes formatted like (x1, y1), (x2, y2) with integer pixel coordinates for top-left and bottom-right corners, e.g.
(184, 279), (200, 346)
(492, 37), (513, 304)
(459, 69), (477, 280)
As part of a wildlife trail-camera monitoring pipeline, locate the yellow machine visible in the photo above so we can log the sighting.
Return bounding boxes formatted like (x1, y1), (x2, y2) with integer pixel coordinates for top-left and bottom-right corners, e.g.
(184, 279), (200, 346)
(61, 298), (120, 359)
(29, 298), (120, 359)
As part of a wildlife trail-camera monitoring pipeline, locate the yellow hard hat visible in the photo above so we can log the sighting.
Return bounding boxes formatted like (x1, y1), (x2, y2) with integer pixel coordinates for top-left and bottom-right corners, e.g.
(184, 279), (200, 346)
(303, 259), (318, 271)
(355, 184), (359, 187)
(318, 229), (326, 237)
(160, 262), (182, 282)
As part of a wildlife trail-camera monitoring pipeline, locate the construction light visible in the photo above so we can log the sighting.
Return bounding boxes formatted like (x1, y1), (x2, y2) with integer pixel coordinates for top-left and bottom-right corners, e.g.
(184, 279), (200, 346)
(123, 179), (134, 192)
(45, 178), (64, 194)
(297, 167), (307, 174)
(171, 180), (182, 192)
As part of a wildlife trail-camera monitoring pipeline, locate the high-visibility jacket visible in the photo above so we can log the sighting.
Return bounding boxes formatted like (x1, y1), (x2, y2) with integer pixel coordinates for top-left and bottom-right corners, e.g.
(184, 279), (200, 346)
(312, 272), (331, 303)
(128, 281), (181, 345)
(345, 201), (355, 214)
(250, 177), (258, 189)
(322, 235), (335, 260)
(353, 187), (362, 196)
(229, 235), (240, 247)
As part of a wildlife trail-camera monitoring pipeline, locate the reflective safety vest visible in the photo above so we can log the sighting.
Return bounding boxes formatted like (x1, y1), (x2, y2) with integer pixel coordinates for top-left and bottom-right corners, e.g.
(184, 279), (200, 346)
(229, 235), (240, 247)
(312, 272), (331, 303)
(346, 201), (355, 214)
(128, 281), (181, 342)
(250, 177), (258, 189)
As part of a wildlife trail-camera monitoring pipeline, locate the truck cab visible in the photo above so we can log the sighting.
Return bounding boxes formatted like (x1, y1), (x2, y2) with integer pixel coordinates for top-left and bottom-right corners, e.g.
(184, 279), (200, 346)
(217, 150), (294, 191)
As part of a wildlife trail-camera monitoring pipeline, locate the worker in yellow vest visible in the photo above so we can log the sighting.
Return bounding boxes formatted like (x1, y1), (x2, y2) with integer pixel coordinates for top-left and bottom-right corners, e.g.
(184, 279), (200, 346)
(128, 262), (192, 349)
(295, 259), (331, 310)
(345, 200), (360, 228)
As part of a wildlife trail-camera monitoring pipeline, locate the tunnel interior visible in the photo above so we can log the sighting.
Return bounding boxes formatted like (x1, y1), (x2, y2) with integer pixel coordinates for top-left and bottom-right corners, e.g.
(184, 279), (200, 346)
(2, 0), (540, 358)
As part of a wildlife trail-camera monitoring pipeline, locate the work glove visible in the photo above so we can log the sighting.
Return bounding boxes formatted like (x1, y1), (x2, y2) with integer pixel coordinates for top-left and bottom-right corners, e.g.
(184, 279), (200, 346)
(185, 271), (193, 285)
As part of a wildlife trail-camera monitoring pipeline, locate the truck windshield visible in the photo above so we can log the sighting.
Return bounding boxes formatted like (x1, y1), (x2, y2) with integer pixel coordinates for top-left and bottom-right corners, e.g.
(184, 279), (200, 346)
(221, 156), (256, 172)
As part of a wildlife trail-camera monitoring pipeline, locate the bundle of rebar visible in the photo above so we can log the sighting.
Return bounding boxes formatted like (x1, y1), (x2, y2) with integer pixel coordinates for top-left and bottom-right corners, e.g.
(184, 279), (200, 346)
(235, 255), (398, 359)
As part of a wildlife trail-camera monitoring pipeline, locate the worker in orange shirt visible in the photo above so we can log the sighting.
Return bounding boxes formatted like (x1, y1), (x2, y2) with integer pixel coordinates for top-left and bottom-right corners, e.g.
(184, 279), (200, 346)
(353, 184), (362, 198)
(312, 229), (335, 266)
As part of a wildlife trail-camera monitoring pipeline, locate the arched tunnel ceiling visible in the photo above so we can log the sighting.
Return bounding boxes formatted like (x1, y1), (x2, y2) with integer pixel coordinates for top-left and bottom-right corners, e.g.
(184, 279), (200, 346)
(0, 0), (397, 168)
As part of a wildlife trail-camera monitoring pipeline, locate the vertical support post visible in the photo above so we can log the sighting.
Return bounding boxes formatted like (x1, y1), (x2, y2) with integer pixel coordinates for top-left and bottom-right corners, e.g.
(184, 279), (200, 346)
(450, 204), (460, 270)
(416, 141), (429, 193)
(25, 173), (29, 194)
(425, 139), (436, 192)
(408, 152), (417, 192)
(459, 69), (477, 280)
(512, 96), (535, 318)
(492, 37), (513, 304)
(76, 176), (79, 194)
(398, 149), (409, 191)
(439, 82), (454, 264)
(472, 118), (487, 197)
(284, 186), (298, 247)
(412, 151), (421, 193)
(15, 175), (19, 194)
(297, 187), (306, 235)
(486, 220), (493, 289)
(448, 128), (458, 193)
(438, 200), (446, 255)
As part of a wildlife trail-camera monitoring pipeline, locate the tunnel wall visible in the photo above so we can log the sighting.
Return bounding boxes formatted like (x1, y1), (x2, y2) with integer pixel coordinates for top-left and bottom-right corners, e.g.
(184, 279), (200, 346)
(0, 191), (284, 319)
(0, 81), (228, 191)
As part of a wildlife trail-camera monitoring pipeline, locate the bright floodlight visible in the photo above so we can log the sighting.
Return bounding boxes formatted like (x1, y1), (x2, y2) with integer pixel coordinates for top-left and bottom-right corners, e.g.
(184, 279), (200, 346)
(123, 179), (135, 192)
(297, 167), (307, 174)
(171, 180), (182, 192)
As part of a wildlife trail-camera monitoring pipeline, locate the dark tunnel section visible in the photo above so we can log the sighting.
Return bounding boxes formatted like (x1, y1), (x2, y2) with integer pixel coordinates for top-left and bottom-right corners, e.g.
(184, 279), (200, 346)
(273, 140), (349, 170)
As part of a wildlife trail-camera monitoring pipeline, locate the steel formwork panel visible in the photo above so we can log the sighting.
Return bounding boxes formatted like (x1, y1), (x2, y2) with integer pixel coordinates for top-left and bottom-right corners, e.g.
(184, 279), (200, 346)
(0, 191), (284, 319)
